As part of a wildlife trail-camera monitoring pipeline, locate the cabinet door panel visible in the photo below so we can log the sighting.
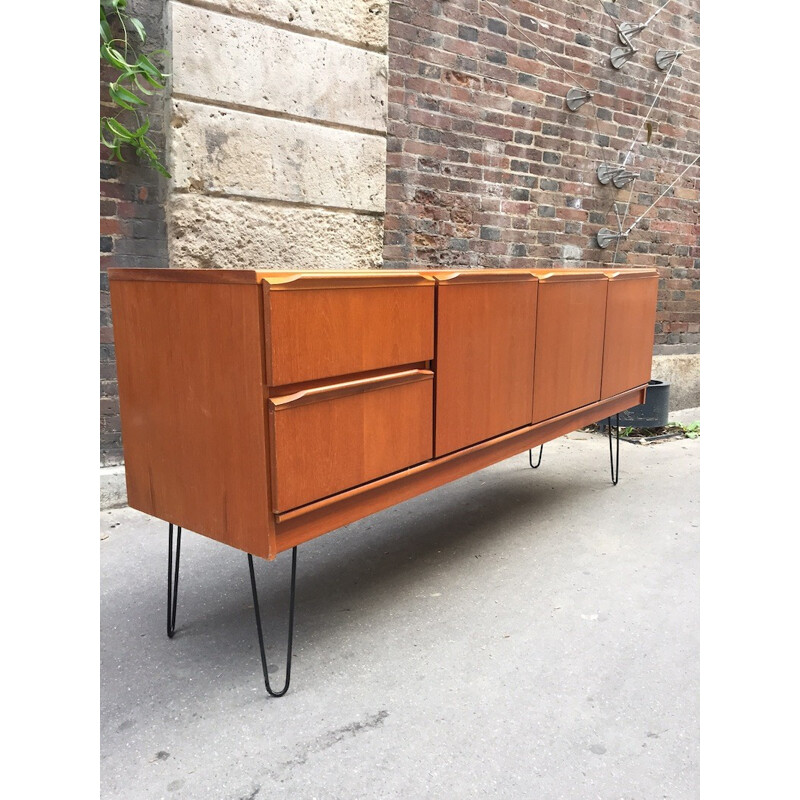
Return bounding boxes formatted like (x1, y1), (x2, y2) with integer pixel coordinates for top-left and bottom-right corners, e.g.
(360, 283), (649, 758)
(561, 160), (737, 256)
(434, 274), (538, 456)
(269, 370), (433, 512)
(264, 276), (434, 386)
(601, 273), (659, 398)
(532, 276), (608, 423)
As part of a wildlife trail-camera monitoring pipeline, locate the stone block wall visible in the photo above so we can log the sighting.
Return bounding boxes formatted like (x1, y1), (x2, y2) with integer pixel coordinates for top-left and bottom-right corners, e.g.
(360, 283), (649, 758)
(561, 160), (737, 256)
(165, 0), (390, 270)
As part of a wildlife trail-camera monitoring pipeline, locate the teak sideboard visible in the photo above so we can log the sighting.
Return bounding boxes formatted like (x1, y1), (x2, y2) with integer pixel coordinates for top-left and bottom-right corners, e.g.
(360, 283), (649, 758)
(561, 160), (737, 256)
(108, 266), (658, 695)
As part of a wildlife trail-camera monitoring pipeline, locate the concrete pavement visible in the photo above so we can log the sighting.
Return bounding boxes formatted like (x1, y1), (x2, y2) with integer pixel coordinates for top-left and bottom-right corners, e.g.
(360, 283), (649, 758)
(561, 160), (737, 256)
(101, 428), (699, 800)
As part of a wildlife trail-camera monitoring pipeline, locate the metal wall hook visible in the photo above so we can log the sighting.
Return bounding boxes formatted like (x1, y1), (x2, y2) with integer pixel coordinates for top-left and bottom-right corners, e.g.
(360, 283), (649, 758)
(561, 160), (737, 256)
(596, 228), (628, 249)
(607, 414), (620, 486)
(617, 22), (646, 45)
(167, 523), (182, 638)
(528, 445), (543, 469)
(612, 169), (639, 189)
(610, 45), (637, 70)
(566, 87), (592, 111)
(655, 48), (681, 71)
(597, 163), (625, 186)
(248, 547), (298, 698)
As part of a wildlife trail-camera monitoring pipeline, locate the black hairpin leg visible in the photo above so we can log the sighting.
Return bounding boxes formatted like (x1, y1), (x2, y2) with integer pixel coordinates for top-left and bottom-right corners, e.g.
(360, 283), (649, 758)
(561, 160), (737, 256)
(248, 547), (298, 698)
(607, 413), (620, 486)
(528, 445), (544, 469)
(167, 524), (182, 638)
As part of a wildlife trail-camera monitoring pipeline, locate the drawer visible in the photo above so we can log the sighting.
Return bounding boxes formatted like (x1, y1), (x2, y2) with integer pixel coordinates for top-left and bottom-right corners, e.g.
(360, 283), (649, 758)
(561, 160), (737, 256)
(268, 370), (434, 512)
(263, 274), (435, 386)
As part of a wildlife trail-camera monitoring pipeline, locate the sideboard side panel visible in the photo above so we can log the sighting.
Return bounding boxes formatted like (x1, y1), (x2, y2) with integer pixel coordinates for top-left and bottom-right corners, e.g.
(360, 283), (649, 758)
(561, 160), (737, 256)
(110, 279), (275, 559)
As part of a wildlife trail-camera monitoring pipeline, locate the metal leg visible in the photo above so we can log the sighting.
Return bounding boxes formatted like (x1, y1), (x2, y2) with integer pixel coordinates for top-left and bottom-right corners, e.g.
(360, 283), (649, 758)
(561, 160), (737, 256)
(607, 413), (620, 486)
(167, 523), (182, 638)
(248, 547), (298, 698)
(528, 445), (544, 469)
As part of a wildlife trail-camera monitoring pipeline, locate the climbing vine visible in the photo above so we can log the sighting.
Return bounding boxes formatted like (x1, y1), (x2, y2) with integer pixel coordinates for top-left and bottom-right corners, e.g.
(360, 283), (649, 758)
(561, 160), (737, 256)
(100, 0), (170, 177)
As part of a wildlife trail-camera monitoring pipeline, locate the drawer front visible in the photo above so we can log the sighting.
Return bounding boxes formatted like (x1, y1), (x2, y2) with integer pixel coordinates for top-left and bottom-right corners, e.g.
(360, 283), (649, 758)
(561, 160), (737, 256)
(268, 371), (434, 512)
(532, 278), (608, 423)
(264, 280), (435, 386)
(434, 275), (538, 456)
(601, 275), (658, 398)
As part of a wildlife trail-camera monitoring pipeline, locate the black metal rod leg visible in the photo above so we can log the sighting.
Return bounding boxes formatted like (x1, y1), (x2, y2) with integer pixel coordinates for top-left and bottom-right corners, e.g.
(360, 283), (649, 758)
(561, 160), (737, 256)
(607, 413), (620, 486)
(248, 547), (298, 698)
(528, 445), (544, 469)
(167, 523), (182, 638)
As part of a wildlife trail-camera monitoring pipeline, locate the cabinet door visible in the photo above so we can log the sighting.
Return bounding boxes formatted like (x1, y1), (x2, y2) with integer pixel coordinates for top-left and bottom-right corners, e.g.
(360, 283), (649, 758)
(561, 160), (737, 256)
(532, 274), (608, 423)
(601, 272), (659, 398)
(268, 370), (433, 512)
(434, 273), (538, 457)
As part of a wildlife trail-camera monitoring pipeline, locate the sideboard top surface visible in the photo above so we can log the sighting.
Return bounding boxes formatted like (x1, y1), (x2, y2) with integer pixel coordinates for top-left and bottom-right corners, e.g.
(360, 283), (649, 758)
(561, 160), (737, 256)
(108, 267), (658, 285)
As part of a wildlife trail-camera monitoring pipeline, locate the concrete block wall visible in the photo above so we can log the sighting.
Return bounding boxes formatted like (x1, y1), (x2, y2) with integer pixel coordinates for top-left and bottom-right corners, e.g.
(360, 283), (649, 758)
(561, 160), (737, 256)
(165, 0), (390, 270)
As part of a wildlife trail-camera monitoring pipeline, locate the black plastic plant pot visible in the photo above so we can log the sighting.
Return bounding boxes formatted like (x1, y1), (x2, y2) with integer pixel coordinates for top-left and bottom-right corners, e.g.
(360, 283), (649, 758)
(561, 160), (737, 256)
(617, 379), (671, 427)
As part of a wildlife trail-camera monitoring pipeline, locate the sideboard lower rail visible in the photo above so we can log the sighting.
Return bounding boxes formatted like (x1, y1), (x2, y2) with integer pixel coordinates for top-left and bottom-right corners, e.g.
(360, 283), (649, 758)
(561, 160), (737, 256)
(272, 385), (646, 552)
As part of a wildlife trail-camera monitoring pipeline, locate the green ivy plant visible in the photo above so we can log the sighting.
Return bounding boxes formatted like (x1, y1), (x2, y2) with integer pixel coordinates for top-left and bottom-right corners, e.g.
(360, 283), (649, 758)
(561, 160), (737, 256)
(100, 0), (170, 177)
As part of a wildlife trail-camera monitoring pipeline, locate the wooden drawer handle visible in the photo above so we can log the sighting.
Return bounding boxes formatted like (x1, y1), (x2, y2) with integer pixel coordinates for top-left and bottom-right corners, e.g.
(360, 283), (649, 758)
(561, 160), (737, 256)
(270, 370), (434, 411)
(434, 271), (536, 284)
(536, 271), (608, 283)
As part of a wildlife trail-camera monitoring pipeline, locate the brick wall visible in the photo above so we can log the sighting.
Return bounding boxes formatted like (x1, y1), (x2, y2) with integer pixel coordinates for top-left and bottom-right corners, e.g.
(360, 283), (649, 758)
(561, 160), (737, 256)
(100, 0), (168, 466)
(384, 0), (700, 353)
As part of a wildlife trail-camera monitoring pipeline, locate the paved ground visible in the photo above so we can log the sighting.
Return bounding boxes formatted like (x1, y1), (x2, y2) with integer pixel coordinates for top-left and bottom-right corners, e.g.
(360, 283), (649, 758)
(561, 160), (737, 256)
(101, 422), (699, 800)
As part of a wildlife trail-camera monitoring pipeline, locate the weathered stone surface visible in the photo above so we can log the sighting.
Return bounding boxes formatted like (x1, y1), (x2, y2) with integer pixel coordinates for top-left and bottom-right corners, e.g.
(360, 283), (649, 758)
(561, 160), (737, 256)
(651, 354), (700, 411)
(170, 100), (385, 212)
(170, 2), (388, 131)
(179, 0), (389, 50)
(168, 194), (384, 270)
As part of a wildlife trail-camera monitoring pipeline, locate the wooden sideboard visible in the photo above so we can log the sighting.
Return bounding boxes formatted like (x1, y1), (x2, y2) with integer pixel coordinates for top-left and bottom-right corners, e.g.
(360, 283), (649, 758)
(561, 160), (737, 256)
(109, 267), (658, 561)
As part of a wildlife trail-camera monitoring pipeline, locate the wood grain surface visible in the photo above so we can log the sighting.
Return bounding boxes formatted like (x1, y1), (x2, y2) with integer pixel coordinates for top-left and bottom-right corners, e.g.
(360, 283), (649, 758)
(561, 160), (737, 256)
(532, 276), (609, 423)
(109, 278), (275, 559)
(264, 282), (435, 386)
(109, 267), (656, 561)
(434, 274), (538, 456)
(601, 273), (659, 399)
(273, 386), (646, 552)
(268, 370), (434, 512)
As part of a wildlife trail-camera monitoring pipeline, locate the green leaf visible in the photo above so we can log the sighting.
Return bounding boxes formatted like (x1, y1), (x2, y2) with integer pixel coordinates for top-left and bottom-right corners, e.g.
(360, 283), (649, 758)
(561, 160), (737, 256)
(100, 44), (129, 70)
(646, 122), (653, 144)
(136, 140), (157, 161)
(105, 118), (134, 138)
(142, 72), (165, 90)
(100, 127), (117, 150)
(130, 17), (146, 43)
(133, 74), (154, 95)
(100, 16), (112, 44)
(137, 54), (165, 81)
(110, 83), (146, 110)
(134, 119), (151, 137)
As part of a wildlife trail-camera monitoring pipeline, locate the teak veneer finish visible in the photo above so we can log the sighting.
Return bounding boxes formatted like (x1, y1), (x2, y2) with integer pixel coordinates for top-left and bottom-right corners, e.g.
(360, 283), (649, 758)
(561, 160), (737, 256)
(109, 267), (658, 561)
(434, 272), (538, 457)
